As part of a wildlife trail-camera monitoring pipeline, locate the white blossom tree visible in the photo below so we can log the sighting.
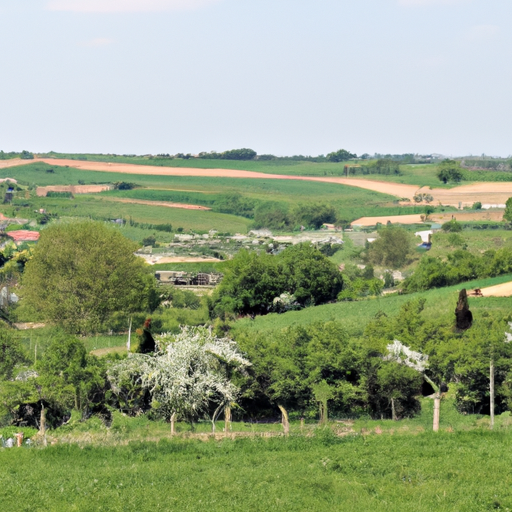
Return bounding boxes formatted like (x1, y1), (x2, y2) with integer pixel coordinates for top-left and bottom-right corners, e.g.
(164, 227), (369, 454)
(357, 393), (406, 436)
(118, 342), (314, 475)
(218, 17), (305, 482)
(108, 326), (250, 433)
(385, 339), (442, 431)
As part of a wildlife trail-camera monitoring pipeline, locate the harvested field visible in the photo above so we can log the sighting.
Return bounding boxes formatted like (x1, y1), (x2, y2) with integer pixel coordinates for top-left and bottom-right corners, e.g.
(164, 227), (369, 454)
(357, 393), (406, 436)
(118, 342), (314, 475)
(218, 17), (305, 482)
(479, 281), (512, 297)
(105, 197), (211, 210)
(30, 158), (512, 206)
(430, 210), (504, 223)
(352, 214), (424, 226)
(36, 184), (112, 196)
(0, 159), (29, 169)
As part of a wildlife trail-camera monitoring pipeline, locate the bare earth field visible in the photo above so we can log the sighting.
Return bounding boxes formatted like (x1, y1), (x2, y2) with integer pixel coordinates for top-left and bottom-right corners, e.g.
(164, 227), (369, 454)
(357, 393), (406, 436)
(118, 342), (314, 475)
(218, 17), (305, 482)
(352, 210), (504, 227)
(36, 184), (113, 196)
(479, 281), (512, 297)
(0, 158), (30, 170)
(352, 214), (424, 226)
(430, 211), (504, 222)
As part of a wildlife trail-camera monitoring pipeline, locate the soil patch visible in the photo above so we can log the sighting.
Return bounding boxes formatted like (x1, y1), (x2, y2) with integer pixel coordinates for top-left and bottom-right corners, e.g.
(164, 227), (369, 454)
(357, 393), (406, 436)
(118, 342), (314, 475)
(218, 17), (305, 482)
(430, 210), (504, 223)
(479, 281), (512, 297)
(0, 159), (29, 170)
(36, 184), (112, 196)
(352, 214), (424, 226)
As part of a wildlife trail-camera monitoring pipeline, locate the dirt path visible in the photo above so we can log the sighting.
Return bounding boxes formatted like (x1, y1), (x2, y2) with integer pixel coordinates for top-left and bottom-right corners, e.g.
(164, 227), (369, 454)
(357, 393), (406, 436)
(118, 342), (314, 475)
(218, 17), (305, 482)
(3, 157), (510, 206)
(105, 197), (211, 210)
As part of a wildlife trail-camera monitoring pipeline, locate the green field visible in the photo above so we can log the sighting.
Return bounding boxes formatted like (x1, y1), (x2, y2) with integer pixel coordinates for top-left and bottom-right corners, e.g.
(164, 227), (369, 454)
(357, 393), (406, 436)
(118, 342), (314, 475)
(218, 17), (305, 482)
(1, 162), (420, 226)
(233, 274), (512, 337)
(3, 426), (512, 511)
(6, 196), (253, 235)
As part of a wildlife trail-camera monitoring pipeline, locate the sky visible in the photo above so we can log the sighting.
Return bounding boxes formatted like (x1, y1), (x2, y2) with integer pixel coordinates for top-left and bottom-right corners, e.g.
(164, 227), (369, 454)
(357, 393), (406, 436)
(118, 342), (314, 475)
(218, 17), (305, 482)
(0, 0), (511, 157)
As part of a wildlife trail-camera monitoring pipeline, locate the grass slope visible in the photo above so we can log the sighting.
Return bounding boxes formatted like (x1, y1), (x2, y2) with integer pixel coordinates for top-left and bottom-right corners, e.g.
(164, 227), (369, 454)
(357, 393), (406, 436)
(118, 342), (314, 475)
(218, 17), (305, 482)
(233, 274), (512, 337)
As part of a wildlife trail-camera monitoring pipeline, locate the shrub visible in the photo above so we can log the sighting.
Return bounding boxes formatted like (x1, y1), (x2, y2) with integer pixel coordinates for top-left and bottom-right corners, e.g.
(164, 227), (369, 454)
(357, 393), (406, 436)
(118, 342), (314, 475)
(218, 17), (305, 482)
(441, 219), (462, 232)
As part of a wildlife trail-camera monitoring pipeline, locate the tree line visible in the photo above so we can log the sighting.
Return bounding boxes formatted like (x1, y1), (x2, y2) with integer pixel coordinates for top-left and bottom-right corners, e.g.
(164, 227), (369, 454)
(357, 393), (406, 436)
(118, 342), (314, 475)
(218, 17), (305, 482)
(2, 298), (511, 431)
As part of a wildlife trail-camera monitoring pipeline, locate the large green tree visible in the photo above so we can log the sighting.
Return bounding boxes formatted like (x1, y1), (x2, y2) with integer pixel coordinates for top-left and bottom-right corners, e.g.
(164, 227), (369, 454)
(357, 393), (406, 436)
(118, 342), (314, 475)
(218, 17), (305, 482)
(210, 243), (342, 317)
(436, 159), (463, 184)
(22, 221), (158, 334)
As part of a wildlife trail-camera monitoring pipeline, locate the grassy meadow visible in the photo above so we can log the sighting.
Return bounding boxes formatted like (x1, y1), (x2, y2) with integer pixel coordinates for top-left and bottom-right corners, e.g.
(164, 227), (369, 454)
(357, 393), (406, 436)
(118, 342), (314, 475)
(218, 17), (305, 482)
(3, 426), (512, 511)
(233, 273), (512, 337)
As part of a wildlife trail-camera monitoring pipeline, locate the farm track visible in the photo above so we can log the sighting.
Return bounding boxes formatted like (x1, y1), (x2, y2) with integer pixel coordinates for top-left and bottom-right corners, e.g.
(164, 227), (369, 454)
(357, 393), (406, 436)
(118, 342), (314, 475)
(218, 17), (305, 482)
(101, 197), (212, 210)
(4, 157), (512, 206)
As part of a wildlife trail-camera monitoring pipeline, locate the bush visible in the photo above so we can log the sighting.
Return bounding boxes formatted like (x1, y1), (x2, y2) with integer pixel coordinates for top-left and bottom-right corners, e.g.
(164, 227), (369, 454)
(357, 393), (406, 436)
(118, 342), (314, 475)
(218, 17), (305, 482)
(113, 182), (137, 190)
(142, 235), (157, 247)
(326, 149), (356, 162)
(441, 219), (462, 232)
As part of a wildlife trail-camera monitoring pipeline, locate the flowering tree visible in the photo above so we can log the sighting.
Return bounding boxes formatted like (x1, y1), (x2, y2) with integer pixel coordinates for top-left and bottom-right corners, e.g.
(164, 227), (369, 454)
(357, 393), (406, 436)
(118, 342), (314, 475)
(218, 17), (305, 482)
(385, 339), (442, 431)
(108, 327), (250, 433)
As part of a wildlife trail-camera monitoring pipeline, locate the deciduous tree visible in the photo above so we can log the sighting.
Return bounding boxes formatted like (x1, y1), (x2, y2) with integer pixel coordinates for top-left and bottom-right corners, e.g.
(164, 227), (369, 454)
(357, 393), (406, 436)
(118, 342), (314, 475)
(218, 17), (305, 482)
(22, 221), (158, 334)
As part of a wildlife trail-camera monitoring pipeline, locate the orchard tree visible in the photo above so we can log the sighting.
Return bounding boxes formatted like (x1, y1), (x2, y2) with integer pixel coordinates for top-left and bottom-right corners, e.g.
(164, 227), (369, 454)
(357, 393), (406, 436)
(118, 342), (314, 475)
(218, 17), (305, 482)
(22, 221), (158, 334)
(108, 327), (250, 433)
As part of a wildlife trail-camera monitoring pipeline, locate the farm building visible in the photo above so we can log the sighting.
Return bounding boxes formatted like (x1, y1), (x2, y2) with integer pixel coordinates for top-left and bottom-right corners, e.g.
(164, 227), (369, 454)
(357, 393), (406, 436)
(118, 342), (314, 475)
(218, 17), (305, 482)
(155, 271), (222, 286)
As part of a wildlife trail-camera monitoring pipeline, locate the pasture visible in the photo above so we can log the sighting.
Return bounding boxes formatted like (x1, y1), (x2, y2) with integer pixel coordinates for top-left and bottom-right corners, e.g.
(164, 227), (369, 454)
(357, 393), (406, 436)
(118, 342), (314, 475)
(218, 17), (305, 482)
(2, 427), (512, 511)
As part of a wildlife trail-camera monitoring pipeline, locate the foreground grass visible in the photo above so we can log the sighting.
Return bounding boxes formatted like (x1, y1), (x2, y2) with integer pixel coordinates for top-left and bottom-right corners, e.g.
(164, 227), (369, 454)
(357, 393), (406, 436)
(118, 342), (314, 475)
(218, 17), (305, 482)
(2, 428), (512, 511)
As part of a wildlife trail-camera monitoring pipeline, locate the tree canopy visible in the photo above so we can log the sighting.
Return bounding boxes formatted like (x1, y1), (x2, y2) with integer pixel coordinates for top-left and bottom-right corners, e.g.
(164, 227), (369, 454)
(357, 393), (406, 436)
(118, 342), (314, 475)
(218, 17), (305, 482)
(436, 159), (463, 184)
(326, 149), (357, 162)
(108, 327), (250, 422)
(209, 244), (343, 318)
(22, 221), (158, 334)
(367, 226), (414, 268)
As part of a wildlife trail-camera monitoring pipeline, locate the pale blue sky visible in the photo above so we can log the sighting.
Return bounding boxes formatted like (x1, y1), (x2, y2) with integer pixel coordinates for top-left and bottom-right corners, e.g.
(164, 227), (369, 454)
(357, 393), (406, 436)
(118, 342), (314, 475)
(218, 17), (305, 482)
(0, 0), (511, 156)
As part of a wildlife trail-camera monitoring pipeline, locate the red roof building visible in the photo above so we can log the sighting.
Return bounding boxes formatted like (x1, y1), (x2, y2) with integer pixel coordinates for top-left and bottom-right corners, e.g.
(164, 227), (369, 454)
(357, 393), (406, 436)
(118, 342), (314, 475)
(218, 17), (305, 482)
(6, 230), (40, 243)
